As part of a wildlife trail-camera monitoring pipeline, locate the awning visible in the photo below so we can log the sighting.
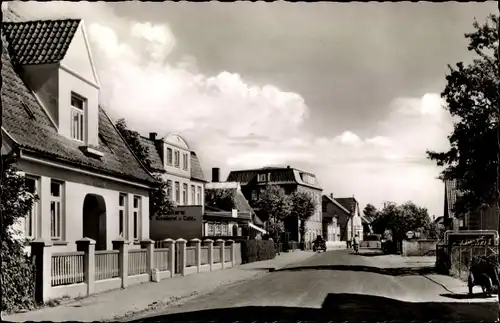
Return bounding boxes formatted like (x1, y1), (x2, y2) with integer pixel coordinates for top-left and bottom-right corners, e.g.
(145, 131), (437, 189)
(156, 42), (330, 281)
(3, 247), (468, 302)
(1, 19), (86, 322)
(249, 222), (267, 234)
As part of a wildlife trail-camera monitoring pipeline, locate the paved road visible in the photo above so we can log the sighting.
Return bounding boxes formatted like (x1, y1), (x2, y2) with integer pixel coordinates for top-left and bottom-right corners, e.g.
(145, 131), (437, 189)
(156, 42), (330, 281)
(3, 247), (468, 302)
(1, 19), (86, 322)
(130, 249), (499, 322)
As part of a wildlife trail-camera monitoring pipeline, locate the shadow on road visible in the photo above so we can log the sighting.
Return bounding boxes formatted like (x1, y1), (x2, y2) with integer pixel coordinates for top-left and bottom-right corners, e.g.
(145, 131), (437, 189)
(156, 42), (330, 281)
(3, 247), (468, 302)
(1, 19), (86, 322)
(274, 264), (438, 276)
(130, 293), (498, 322)
(440, 292), (497, 300)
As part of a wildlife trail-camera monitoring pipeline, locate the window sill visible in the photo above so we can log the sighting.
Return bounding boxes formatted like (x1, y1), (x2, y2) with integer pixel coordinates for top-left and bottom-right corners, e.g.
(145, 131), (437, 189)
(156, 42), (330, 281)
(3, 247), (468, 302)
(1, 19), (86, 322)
(133, 240), (141, 245)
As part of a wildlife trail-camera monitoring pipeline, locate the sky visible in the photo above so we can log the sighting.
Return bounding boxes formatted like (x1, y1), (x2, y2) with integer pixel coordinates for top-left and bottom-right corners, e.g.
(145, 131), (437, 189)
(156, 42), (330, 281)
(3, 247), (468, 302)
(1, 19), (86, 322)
(9, 1), (497, 218)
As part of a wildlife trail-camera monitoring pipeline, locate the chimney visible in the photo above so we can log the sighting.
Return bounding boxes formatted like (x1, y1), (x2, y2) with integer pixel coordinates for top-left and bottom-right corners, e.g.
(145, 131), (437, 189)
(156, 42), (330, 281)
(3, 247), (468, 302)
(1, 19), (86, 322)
(212, 167), (220, 183)
(330, 193), (333, 199)
(287, 165), (290, 169)
(149, 132), (157, 141)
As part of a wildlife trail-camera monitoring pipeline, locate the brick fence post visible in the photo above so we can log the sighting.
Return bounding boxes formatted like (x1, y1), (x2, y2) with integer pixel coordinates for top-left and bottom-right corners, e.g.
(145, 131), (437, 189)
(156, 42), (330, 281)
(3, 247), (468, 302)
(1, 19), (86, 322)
(112, 237), (129, 288)
(176, 238), (187, 276)
(76, 237), (96, 296)
(31, 239), (53, 303)
(164, 238), (175, 278)
(216, 239), (225, 270)
(190, 238), (201, 273)
(204, 239), (214, 271)
(140, 239), (154, 281)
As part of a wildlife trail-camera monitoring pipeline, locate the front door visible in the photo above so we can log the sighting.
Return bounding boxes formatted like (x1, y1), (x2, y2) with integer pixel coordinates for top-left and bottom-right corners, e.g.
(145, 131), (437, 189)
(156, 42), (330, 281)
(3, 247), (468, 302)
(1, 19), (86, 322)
(83, 194), (107, 250)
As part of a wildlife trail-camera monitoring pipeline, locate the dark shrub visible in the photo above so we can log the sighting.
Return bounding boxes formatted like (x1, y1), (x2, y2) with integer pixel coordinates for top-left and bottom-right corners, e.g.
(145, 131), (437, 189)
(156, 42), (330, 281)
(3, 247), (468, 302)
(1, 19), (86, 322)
(241, 240), (277, 264)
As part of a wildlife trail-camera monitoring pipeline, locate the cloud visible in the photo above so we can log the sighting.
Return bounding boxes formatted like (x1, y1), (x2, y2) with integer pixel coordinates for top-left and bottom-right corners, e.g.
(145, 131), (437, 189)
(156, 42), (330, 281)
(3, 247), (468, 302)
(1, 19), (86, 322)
(9, 2), (455, 218)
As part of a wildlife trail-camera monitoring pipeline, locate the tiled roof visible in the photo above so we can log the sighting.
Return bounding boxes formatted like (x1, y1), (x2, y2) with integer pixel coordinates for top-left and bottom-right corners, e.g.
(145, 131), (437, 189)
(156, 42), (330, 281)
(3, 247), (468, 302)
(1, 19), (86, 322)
(138, 136), (165, 172)
(227, 166), (322, 190)
(3, 19), (80, 65)
(334, 197), (357, 214)
(204, 186), (255, 216)
(322, 195), (351, 215)
(139, 136), (207, 182)
(190, 152), (206, 182)
(1, 36), (156, 185)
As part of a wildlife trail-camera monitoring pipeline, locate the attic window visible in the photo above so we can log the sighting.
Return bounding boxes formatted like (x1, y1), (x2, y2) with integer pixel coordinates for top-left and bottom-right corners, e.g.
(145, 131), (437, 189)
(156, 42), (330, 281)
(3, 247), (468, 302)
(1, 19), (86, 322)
(70, 92), (86, 142)
(21, 101), (36, 119)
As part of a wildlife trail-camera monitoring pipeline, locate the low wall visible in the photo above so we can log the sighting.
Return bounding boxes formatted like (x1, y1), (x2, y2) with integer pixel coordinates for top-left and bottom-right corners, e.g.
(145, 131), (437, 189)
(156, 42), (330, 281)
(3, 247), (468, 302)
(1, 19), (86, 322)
(326, 241), (346, 249)
(402, 239), (438, 256)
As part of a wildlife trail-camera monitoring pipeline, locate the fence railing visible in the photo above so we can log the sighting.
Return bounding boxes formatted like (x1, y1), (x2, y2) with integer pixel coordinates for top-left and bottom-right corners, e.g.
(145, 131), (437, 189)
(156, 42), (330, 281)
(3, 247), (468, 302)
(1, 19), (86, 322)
(450, 244), (497, 281)
(35, 238), (237, 304)
(213, 246), (221, 263)
(200, 246), (209, 265)
(51, 251), (85, 286)
(186, 247), (197, 267)
(153, 248), (170, 271)
(95, 250), (120, 281)
(128, 249), (148, 276)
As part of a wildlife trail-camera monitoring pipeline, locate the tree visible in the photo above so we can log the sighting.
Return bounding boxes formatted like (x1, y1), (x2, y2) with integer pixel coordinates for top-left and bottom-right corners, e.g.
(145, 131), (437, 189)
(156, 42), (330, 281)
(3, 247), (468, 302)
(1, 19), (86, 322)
(289, 191), (317, 243)
(1, 157), (37, 313)
(115, 118), (153, 170)
(253, 185), (291, 240)
(115, 119), (174, 218)
(426, 14), (499, 217)
(363, 203), (379, 223)
(371, 201), (432, 241)
(205, 188), (235, 211)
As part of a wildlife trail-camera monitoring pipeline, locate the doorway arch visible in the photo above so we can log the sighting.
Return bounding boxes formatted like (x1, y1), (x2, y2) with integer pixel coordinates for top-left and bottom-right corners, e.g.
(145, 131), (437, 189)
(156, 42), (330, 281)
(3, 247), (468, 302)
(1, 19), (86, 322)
(83, 194), (107, 251)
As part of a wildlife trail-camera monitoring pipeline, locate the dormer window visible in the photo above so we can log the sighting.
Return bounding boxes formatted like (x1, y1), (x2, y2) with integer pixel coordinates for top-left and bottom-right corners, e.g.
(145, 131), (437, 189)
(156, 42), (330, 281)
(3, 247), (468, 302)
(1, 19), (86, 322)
(183, 153), (188, 170)
(257, 173), (268, 182)
(167, 148), (173, 166)
(71, 92), (86, 142)
(174, 150), (180, 168)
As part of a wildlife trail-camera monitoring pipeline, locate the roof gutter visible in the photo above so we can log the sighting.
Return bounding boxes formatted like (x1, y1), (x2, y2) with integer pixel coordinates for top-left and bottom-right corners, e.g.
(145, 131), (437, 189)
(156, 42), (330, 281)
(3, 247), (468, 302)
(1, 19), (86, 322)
(20, 152), (153, 189)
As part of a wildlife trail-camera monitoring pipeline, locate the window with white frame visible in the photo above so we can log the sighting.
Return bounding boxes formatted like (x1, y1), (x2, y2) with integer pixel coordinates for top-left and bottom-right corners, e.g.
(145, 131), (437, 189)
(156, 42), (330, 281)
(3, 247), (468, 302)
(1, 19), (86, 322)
(191, 185), (195, 205)
(208, 223), (215, 236)
(182, 183), (188, 205)
(196, 186), (201, 205)
(119, 193), (128, 239)
(166, 180), (173, 200)
(50, 181), (63, 240)
(257, 173), (267, 182)
(251, 190), (258, 202)
(70, 93), (86, 142)
(132, 196), (141, 240)
(183, 153), (188, 170)
(175, 182), (180, 203)
(167, 148), (173, 166)
(25, 176), (38, 239)
(174, 150), (180, 167)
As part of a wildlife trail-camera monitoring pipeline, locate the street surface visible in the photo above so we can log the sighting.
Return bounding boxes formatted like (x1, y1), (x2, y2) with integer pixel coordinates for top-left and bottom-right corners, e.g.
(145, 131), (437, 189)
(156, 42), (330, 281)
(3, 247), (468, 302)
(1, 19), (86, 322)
(130, 249), (499, 322)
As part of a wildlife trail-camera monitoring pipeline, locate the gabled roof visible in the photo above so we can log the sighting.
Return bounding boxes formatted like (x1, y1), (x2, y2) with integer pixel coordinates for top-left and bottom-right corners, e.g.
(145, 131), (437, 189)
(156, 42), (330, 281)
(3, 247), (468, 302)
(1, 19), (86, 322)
(334, 197), (358, 214)
(227, 166), (322, 190)
(139, 136), (207, 182)
(322, 194), (351, 215)
(1, 22), (156, 186)
(3, 19), (80, 65)
(205, 183), (255, 216)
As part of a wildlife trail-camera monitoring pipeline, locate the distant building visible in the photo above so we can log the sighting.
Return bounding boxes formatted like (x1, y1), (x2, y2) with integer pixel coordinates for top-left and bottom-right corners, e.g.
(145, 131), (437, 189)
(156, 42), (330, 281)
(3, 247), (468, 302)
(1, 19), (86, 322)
(141, 133), (208, 241)
(444, 179), (498, 231)
(205, 177), (266, 239)
(227, 165), (323, 242)
(322, 194), (348, 241)
(333, 197), (365, 241)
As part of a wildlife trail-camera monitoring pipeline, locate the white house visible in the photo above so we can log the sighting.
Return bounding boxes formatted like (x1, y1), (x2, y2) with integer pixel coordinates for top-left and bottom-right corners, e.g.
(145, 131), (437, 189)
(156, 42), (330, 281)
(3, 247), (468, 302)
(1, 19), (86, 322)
(140, 133), (209, 240)
(1, 15), (158, 252)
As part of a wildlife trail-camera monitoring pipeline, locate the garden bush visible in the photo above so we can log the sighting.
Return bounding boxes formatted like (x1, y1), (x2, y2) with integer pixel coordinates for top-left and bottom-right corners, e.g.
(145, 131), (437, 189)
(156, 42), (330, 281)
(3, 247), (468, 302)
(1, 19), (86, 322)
(241, 240), (277, 264)
(1, 158), (37, 313)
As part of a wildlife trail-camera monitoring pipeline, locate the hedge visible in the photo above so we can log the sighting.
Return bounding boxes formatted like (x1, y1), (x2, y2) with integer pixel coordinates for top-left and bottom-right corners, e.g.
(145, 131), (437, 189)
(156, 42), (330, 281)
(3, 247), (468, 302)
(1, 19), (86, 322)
(241, 240), (277, 264)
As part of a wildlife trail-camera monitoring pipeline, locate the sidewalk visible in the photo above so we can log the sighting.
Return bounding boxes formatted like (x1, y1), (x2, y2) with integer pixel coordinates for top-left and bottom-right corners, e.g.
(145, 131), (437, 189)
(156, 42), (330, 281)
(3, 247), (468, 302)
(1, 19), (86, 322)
(2, 251), (316, 322)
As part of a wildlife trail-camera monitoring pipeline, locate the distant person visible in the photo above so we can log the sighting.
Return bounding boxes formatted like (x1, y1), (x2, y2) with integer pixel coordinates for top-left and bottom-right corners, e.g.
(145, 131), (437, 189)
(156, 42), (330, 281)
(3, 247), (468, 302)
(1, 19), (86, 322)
(353, 234), (359, 248)
(346, 239), (352, 249)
